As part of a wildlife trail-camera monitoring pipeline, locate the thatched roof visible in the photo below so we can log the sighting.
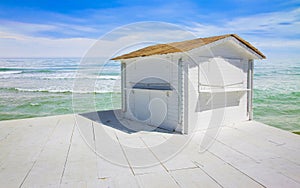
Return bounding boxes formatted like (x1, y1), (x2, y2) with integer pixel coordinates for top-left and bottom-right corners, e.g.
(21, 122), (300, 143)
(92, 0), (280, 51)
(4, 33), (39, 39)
(111, 34), (266, 60)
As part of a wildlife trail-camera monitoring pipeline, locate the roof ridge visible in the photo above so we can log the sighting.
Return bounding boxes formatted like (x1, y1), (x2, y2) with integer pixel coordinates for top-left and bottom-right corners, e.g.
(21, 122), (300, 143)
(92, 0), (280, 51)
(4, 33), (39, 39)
(111, 34), (265, 60)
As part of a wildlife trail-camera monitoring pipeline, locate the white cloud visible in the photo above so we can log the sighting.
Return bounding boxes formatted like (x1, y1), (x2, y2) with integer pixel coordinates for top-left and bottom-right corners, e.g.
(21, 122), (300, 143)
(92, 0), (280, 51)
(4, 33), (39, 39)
(0, 19), (101, 39)
(0, 32), (95, 57)
(188, 8), (300, 46)
(187, 8), (300, 62)
(0, 20), (56, 35)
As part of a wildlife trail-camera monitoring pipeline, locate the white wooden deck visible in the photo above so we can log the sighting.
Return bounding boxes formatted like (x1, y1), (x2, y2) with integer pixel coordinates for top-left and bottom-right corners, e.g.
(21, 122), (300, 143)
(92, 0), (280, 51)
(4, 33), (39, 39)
(0, 110), (299, 188)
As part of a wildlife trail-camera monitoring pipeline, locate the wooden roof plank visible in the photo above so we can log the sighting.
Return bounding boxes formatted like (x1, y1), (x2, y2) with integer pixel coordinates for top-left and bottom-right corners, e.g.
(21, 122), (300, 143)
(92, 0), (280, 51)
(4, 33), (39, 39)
(111, 34), (266, 60)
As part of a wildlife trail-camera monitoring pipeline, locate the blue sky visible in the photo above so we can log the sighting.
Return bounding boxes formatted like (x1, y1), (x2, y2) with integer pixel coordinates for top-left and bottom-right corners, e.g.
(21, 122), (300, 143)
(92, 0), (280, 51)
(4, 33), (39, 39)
(0, 0), (299, 61)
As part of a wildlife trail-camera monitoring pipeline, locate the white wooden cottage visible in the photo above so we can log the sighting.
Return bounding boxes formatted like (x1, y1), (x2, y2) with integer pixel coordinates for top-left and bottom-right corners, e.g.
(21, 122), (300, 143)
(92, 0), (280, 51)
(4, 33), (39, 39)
(112, 34), (265, 134)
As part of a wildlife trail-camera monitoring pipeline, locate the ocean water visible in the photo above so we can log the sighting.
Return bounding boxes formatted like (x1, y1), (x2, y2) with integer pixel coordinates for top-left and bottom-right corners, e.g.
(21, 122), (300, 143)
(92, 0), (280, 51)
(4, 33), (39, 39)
(253, 60), (300, 131)
(0, 58), (299, 132)
(0, 58), (121, 120)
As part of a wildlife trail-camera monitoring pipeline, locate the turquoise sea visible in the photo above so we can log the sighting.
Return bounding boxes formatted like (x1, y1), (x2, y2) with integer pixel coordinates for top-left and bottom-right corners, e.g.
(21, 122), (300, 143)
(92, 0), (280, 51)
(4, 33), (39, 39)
(0, 58), (299, 132)
(253, 60), (300, 131)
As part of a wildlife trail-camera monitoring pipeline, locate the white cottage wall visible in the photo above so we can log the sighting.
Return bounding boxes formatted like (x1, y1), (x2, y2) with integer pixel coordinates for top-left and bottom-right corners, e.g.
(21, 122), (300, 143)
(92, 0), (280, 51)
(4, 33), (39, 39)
(122, 56), (180, 131)
(186, 42), (251, 133)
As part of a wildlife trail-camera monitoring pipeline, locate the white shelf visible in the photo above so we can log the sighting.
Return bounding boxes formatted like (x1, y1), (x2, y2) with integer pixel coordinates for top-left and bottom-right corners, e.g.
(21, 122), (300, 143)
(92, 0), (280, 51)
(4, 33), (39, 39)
(199, 88), (250, 93)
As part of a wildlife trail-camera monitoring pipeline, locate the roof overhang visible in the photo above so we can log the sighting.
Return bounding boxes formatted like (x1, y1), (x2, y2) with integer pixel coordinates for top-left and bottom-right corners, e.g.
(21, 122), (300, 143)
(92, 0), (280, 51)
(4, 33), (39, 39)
(187, 36), (265, 60)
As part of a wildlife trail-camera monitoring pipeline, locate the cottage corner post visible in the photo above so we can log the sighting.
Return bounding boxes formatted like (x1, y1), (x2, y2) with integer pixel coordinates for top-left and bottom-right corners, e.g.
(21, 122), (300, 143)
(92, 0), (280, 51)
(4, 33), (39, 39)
(121, 61), (126, 112)
(183, 58), (189, 134)
(247, 59), (254, 120)
(177, 57), (184, 133)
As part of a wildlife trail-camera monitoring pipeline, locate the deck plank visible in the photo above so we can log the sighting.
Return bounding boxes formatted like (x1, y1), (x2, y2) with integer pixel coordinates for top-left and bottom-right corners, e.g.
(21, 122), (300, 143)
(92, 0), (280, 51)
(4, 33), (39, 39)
(0, 116), (61, 187)
(119, 136), (166, 175)
(61, 117), (98, 185)
(170, 167), (221, 188)
(224, 126), (300, 164)
(137, 171), (180, 188)
(93, 121), (133, 179)
(21, 115), (75, 187)
(190, 150), (264, 187)
(229, 121), (300, 151)
(204, 130), (300, 187)
(142, 135), (198, 171)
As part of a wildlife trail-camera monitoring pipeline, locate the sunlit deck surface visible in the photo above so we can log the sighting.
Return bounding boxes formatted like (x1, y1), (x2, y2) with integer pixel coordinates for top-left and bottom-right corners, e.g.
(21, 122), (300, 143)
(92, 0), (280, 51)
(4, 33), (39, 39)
(0, 110), (299, 188)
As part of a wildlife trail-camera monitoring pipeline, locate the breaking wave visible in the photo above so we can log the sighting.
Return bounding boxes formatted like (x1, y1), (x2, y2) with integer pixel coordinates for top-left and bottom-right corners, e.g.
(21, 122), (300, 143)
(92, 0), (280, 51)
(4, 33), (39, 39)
(2, 87), (120, 94)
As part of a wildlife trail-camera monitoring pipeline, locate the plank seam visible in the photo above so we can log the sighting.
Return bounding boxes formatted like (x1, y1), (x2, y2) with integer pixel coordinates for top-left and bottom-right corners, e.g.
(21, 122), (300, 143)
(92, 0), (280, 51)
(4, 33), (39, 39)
(114, 132), (135, 176)
(193, 161), (224, 188)
(205, 149), (266, 188)
(19, 119), (61, 188)
(139, 137), (169, 172)
(59, 122), (75, 186)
